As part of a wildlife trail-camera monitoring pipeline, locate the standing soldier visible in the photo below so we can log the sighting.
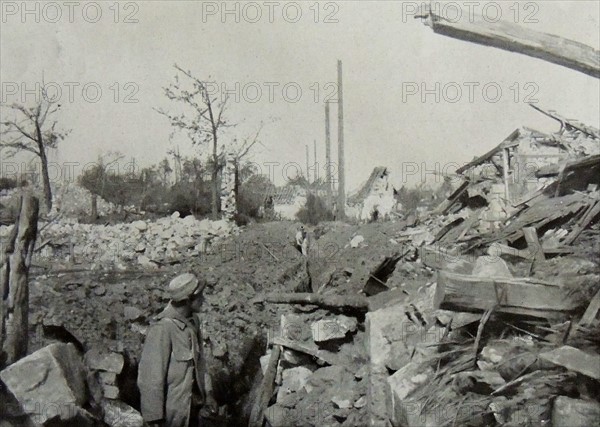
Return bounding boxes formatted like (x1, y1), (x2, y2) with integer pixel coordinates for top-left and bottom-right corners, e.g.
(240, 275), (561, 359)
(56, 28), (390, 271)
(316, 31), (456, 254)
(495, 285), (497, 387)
(295, 225), (308, 257)
(138, 273), (217, 427)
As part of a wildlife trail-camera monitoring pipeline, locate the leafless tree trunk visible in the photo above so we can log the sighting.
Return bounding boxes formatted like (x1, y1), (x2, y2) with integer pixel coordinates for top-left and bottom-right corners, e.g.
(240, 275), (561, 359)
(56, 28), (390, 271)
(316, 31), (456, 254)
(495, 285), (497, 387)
(0, 195), (39, 368)
(1, 92), (69, 213)
(91, 193), (98, 220)
(156, 64), (232, 220)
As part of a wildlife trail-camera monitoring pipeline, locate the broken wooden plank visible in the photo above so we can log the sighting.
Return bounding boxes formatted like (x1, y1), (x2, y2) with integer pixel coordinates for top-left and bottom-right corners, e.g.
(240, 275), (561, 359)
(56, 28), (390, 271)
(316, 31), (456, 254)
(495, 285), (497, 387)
(539, 345), (600, 380)
(490, 243), (572, 260)
(417, 3), (600, 78)
(579, 289), (600, 327)
(435, 270), (588, 318)
(249, 345), (281, 427)
(259, 292), (369, 312)
(536, 154), (600, 178)
(563, 201), (600, 245)
(432, 180), (469, 215)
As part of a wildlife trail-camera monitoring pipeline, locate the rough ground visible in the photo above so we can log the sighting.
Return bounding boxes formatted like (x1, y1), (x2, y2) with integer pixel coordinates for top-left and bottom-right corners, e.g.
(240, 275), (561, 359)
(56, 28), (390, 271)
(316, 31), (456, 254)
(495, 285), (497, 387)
(25, 220), (325, 422)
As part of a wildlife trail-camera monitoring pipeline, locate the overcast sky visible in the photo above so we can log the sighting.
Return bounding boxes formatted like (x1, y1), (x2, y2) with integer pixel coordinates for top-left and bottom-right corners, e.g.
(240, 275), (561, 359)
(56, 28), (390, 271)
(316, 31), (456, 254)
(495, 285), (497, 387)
(1, 0), (599, 192)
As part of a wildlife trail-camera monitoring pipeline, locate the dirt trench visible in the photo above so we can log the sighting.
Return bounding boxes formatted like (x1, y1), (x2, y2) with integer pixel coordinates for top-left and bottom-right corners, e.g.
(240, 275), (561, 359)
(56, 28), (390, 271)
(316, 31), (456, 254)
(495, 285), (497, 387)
(26, 221), (313, 426)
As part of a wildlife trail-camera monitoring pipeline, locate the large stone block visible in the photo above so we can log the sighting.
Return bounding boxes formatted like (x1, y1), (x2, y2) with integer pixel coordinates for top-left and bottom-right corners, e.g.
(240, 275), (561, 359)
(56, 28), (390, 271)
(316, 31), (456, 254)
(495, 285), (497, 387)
(0, 343), (91, 425)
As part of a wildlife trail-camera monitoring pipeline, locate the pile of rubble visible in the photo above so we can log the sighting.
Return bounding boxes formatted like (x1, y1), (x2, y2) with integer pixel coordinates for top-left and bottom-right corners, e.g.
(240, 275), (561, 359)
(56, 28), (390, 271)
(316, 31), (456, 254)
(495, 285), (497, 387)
(405, 105), (600, 257)
(255, 309), (368, 427)
(374, 107), (600, 426)
(0, 212), (238, 270)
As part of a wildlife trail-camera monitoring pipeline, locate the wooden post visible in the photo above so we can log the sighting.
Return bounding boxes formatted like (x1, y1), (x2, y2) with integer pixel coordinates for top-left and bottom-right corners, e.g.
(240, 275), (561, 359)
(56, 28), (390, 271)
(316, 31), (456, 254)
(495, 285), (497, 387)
(313, 139), (317, 184)
(325, 101), (333, 208)
(0, 195), (39, 367)
(337, 60), (346, 218)
(305, 144), (310, 185)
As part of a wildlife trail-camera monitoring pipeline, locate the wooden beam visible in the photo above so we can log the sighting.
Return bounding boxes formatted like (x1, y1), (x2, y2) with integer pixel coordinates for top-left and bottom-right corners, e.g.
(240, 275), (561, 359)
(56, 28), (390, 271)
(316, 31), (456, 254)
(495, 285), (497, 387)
(249, 345), (281, 427)
(258, 292), (369, 312)
(435, 270), (588, 318)
(337, 59), (345, 219)
(490, 242), (573, 260)
(579, 289), (600, 327)
(418, 4), (600, 78)
(563, 201), (600, 245)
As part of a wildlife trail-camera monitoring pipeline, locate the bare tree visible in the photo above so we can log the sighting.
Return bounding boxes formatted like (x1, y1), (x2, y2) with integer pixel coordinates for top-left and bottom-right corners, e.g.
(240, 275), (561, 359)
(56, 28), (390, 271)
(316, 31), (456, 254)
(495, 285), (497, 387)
(157, 64), (232, 219)
(1, 91), (69, 211)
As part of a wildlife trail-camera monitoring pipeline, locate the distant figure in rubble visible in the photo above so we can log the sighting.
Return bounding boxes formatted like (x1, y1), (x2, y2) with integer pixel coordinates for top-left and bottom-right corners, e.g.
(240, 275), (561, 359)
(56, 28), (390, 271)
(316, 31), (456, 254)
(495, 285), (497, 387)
(295, 225), (309, 256)
(138, 273), (217, 427)
(264, 195), (274, 219)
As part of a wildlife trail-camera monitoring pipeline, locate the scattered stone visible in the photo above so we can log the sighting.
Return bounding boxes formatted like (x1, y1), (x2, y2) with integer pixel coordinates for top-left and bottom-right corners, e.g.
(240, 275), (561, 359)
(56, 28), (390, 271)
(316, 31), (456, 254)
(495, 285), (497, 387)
(132, 220), (148, 232)
(311, 315), (358, 343)
(332, 394), (353, 409)
(102, 383), (120, 400)
(101, 399), (144, 427)
(137, 255), (155, 269)
(353, 396), (367, 409)
(123, 306), (143, 321)
(98, 371), (117, 385)
(276, 366), (313, 401)
(84, 348), (124, 374)
(350, 235), (365, 248)
(94, 284), (107, 296)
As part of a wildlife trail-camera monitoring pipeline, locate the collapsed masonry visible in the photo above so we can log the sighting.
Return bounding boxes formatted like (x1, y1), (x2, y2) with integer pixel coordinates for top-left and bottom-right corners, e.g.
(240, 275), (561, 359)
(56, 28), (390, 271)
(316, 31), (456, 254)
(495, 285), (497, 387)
(251, 107), (600, 427)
